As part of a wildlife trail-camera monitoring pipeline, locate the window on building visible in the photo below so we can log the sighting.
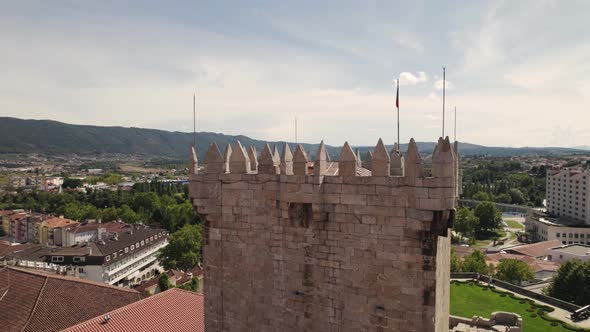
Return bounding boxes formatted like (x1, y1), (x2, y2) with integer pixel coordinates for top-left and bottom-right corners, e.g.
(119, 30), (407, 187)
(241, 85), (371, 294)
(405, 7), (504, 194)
(131, 244), (135, 250)
(136, 242), (140, 247)
(51, 256), (64, 262)
(73, 256), (85, 263)
(113, 252), (117, 258)
(125, 247), (129, 253)
(141, 240), (145, 246)
(556, 233), (561, 237)
(105, 255), (111, 261)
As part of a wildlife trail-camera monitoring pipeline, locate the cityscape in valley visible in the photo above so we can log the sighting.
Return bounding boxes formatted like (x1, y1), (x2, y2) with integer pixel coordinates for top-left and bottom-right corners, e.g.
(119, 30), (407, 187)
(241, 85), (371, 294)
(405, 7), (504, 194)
(2, 2), (590, 332)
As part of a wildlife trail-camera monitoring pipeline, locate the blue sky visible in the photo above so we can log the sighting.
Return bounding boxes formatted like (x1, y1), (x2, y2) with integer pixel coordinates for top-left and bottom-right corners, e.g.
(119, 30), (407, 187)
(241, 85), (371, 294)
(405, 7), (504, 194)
(1, 1), (589, 147)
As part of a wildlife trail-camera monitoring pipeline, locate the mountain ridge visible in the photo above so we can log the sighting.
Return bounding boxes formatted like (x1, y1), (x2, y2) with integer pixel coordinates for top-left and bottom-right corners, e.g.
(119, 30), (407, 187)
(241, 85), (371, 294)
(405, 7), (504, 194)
(0, 117), (586, 159)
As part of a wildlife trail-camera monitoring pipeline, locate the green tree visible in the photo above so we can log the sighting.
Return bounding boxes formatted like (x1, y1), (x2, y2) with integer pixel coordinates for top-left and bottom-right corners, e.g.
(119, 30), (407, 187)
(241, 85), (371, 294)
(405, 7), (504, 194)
(474, 201), (502, 232)
(454, 207), (478, 237)
(508, 188), (527, 205)
(62, 178), (83, 189)
(158, 273), (171, 291)
(473, 191), (493, 201)
(495, 259), (534, 284)
(545, 260), (590, 305)
(495, 193), (512, 204)
(158, 224), (202, 271)
(450, 247), (462, 272)
(461, 250), (489, 274)
(178, 277), (200, 292)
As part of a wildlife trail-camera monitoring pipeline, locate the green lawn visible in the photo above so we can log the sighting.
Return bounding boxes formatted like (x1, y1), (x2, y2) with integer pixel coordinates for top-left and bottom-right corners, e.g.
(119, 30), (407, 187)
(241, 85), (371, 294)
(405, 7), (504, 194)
(505, 219), (525, 230)
(451, 281), (587, 332)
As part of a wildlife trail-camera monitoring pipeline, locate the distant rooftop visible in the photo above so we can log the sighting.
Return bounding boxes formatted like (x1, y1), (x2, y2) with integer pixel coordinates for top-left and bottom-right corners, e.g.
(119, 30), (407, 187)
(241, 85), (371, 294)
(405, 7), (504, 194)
(549, 244), (590, 256)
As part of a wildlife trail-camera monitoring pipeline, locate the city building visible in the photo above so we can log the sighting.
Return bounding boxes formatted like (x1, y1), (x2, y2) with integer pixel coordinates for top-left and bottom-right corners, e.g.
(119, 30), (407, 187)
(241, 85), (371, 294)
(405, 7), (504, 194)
(190, 137), (458, 332)
(548, 243), (590, 263)
(6, 211), (48, 243)
(526, 210), (590, 244)
(63, 288), (204, 332)
(546, 168), (589, 223)
(527, 167), (590, 243)
(504, 239), (562, 259)
(53, 221), (127, 247)
(0, 266), (143, 332)
(44, 226), (168, 287)
(38, 216), (79, 245)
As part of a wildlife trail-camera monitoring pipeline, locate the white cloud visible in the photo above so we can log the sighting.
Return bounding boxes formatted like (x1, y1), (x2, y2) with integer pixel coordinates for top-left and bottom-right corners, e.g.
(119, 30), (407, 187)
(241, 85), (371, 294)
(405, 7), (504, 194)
(434, 80), (454, 91)
(398, 71), (428, 86)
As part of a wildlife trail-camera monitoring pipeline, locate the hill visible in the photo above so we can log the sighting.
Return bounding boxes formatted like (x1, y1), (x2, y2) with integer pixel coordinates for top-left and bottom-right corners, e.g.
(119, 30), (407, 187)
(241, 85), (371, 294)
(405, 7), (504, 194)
(0, 117), (585, 159)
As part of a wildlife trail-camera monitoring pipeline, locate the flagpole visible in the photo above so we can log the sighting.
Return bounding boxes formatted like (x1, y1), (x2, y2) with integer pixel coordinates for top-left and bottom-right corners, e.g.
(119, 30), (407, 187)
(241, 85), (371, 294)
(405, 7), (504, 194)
(442, 67), (446, 138)
(454, 106), (457, 142)
(193, 92), (196, 148)
(396, 79), (400, 151)
(295, 116), (298, 144)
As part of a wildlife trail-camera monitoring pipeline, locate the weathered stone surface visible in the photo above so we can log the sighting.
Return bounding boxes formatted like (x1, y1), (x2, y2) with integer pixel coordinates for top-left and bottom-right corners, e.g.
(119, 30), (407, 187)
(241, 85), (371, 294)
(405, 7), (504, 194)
(223, 143), (232, 173)
(229, 140), (251, 174)
(293, 144), (309, 175)
(371, 138), (390, 176)
(281, 143), (294, 175)
(248, 146), (259, 172)
(314, 140), (328, 176)
(192, 138), (458, 332)
(338, 142), (358, 176)
(203, 143), (224, 174)
(259, 144), (280, 174)
(404, 138), (423, 179)
(190, 145), (198, 175)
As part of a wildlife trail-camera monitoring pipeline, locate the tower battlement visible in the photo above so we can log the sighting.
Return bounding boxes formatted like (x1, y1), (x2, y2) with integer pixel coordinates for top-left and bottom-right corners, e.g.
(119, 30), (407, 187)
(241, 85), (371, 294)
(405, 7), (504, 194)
(189, 136), (458, 332)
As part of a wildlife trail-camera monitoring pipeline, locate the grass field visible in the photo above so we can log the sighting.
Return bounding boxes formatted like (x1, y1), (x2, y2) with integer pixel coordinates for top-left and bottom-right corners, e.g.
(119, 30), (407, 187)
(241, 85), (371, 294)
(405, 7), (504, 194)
(450, 281), (587, 332)
(505, 219), (525, 230)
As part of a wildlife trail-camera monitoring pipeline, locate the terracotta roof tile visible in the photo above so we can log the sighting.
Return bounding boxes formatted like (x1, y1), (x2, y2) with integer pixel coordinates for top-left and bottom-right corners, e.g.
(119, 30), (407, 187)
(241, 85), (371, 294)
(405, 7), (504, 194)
(0, 267), (142, 332)
(506, 240), (562, 257)
(44, 217), (79, 228)
(64, 288), (204, 332)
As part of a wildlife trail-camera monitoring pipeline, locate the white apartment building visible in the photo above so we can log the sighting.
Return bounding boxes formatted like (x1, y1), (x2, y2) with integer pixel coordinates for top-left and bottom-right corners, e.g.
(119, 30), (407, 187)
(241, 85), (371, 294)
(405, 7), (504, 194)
(546, 168), (590, 223)
(44, 226), (168, 287)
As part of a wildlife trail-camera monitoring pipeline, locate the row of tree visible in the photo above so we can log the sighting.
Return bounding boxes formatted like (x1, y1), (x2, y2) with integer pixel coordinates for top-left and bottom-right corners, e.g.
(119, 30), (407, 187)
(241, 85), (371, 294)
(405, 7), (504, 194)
(451, 249), (535, 285)
(461, 158), (545, 206)
(0, 181), (197, 232)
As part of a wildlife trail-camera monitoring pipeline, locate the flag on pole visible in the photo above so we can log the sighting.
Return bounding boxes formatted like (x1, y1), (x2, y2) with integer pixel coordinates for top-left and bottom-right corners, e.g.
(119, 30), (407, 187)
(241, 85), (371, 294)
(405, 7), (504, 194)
(395, 80), (399, 109)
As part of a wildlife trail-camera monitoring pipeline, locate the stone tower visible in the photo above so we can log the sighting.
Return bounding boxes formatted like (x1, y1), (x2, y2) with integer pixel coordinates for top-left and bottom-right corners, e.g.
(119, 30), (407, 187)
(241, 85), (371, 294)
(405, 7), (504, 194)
(189, 136), (458, 332)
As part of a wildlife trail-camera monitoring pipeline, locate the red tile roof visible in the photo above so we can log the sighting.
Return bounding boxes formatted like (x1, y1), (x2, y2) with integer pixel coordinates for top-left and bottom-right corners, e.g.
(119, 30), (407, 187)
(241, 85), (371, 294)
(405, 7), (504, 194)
(64, 288), (204, 332)
(486, 253), (560, 273)
(506, 240), (563, 258)
(43, 217), (79, 228)
(0, 267), (142, 332)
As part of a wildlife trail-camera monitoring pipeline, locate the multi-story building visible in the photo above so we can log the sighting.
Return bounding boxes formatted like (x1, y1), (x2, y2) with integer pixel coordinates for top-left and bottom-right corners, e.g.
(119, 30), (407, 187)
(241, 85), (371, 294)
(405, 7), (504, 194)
(53, 221), (127, 247)
(38, 216), (79, 245)
(44, 226), (168, 287)
(546, 168), (590, 223)
(528, 167), (590, 243)
(8, 211), (48, 243)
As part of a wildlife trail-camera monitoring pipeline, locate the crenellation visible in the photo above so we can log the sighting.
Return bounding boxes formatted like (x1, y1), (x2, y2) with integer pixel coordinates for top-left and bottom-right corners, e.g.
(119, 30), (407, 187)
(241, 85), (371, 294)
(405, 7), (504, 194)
(293, 144), (309, 175)
(371, 138), (390, 176)
(223, 143), (233, 173)
(248, 146), (259, 172)
(190, 136), (458, 332)
(280, 144), (294, 175)
(338, 142), (358, 176)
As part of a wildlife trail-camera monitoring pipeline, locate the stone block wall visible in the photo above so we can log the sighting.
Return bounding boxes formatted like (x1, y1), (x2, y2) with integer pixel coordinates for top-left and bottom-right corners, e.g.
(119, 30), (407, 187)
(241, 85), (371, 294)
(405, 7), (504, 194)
(189, 137), (458, 332)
